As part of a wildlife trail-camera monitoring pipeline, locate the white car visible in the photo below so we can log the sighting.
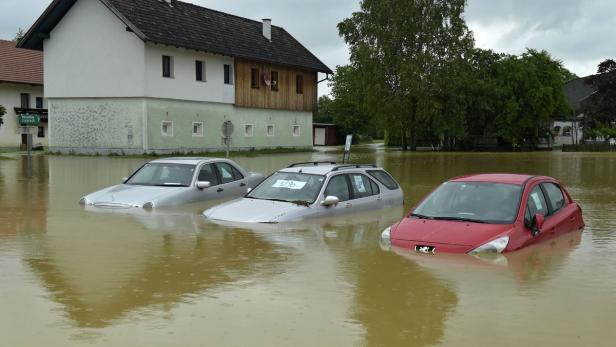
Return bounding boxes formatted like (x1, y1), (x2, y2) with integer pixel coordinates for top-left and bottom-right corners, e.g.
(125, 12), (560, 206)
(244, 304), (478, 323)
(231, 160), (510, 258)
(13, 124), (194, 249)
(79, 157), (263, 209)
(203, 162), (403, 223)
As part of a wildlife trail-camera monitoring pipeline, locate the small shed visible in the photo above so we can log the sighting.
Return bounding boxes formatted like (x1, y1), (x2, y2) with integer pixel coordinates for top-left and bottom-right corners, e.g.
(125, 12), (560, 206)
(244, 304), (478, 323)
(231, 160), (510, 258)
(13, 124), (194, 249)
(313, 123), (341, 146)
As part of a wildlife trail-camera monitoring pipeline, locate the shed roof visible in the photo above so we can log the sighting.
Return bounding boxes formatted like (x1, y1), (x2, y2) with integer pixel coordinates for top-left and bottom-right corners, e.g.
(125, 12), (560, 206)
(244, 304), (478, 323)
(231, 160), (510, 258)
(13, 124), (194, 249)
(18, 0), (332, 74)
(0, 39), (44, 86)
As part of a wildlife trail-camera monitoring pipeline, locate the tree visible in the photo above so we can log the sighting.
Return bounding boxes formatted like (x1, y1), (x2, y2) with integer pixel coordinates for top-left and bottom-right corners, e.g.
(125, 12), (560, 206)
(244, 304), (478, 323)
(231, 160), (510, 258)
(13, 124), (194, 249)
(0, 104), (6, 127)
(337, 0), (474, 150)
(580, 59), (616, 140)
(314, 95), (334, 123)
(329, 65), (373, 136)
(14, 28), (25, 42)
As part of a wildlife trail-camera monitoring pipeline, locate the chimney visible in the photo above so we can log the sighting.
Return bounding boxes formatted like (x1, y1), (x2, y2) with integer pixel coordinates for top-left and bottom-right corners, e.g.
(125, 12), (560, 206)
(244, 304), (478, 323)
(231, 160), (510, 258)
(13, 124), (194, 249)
(262, 19), (272, 42)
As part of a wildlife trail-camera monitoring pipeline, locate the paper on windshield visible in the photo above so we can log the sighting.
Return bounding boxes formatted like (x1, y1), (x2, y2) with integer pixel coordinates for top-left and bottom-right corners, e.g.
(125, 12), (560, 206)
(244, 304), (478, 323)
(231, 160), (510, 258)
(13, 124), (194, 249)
(273, 180), (307, 190)
(354, 176), (366, 193)
(531, 192), (543, 210)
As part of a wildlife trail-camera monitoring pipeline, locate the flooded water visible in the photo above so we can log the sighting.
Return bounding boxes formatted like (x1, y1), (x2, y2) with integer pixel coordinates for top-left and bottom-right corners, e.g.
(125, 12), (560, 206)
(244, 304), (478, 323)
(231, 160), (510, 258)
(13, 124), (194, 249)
(1, 147), (615, 346)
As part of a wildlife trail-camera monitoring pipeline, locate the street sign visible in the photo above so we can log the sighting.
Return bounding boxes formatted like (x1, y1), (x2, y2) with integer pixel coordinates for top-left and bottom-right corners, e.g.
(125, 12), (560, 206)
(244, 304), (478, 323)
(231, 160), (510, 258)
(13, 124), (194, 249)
(342, 134), (353, 163)
(221, 120), (234, 158)
(18, 114), (40, 126)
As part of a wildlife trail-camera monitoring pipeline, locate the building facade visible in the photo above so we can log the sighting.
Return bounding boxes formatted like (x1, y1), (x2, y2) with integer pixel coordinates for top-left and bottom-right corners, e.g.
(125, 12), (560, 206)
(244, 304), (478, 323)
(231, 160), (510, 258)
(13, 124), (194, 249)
(19, 0), (331, 154)
(0, 40), (48, 149)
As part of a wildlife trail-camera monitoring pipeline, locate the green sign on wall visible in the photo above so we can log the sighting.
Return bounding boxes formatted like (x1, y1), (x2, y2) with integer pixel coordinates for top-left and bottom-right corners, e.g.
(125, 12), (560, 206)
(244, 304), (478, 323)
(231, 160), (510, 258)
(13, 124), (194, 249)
(18, 114), (40, 126)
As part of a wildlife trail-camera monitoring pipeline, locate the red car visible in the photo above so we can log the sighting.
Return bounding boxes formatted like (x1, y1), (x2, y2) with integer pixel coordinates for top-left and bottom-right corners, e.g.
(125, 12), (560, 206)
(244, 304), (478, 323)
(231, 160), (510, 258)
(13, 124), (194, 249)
(380, 174), (584, 255)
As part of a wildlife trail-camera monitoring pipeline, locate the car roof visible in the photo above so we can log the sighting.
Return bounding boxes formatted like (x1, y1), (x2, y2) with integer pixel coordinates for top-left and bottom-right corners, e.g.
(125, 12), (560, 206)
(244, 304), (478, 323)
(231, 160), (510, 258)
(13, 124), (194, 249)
(149, 157), (222, 165)
(278, 163), (381, 176)
(449, 173), (539, 185)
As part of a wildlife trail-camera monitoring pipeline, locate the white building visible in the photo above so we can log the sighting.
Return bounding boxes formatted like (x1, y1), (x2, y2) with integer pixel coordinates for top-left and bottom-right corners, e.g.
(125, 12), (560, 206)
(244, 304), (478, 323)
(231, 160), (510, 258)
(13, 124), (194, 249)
(18, 0), (331, 154)
(0, 40), (47, 149)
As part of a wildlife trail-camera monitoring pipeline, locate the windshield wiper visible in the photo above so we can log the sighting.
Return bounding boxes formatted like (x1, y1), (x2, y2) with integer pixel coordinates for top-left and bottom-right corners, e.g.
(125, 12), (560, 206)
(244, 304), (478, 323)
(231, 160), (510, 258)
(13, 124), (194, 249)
(432, 216), (487, 224)
(410, 213), (433, 220)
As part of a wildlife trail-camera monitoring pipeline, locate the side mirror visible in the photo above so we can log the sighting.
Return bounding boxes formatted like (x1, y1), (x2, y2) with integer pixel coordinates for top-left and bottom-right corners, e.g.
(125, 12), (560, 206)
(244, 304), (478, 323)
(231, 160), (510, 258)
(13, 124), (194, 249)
(122, 177), (128, 184)
(197, 181), (211, 190)
(531, 213), (545, 237)
(321, 196), (340, 207)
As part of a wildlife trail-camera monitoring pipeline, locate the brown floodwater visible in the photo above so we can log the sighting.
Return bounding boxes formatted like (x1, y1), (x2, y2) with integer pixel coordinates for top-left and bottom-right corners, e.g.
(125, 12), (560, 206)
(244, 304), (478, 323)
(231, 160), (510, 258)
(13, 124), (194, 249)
(1, 147), (615, 346)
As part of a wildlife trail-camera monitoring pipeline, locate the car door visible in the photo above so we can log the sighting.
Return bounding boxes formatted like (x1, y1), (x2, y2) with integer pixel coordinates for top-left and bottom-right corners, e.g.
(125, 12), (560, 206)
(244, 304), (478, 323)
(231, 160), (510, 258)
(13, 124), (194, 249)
(194, 163), (223, 202)
(523, 184), (550, 246)
(541, 182), (577, 237)
(213, 161), (247, 199)
(347, 173), (382, 212)
(319, 174), (352, 217)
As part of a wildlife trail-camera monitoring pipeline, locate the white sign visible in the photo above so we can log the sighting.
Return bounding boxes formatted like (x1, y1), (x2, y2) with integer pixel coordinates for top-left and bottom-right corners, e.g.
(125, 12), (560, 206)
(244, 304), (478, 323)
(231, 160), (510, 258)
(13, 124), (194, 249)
(344, 135), (353, 152)
(273, 180), (306, 190)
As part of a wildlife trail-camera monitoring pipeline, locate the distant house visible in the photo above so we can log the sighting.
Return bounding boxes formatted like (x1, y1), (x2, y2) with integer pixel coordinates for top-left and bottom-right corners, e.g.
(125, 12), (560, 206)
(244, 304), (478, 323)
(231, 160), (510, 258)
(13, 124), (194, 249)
(313, 123), (341, 146)
(552, 76), (595, 147)
(0, 40), (47, 149)
(18, 0), (331, 154)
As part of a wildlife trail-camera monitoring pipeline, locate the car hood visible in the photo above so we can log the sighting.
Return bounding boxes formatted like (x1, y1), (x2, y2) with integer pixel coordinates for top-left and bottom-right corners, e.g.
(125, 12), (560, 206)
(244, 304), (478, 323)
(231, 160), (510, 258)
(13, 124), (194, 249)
(84, 184), (184, 208)
(392, 217), (513, 246)
(203, 198), (311, 223)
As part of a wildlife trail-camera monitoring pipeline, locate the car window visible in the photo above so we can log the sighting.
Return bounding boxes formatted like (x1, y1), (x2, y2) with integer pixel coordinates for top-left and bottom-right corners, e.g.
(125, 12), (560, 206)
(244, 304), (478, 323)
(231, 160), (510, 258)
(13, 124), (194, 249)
(216, 162), (241, 184)
(127, 163), (195, 187)
(324, 175), (350, 202)
(367, 170), (399, 190)
(198, 164), (220, 186)
(246, 172), (325, 204)
(543, 183), (566, 214)
(527, 186), (548, 218)
(349, 174), (379, 199)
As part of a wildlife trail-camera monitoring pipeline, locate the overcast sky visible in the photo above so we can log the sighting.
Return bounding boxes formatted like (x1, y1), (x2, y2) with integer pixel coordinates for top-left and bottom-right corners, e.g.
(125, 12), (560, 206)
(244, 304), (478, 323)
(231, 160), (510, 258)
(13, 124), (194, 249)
(2, 0), (614, 96)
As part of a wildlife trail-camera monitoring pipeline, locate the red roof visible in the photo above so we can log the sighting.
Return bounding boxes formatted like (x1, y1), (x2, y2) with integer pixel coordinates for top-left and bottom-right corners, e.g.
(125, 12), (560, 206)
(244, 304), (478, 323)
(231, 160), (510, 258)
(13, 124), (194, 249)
(0, 39), (43, 85)
(450, 173), (536, 185)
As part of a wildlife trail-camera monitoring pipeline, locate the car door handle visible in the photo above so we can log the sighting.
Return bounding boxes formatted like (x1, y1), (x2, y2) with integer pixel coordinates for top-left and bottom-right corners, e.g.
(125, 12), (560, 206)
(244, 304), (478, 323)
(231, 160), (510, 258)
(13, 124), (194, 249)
(376, 196), (383, 201)
(240, 182), (246, 187)
(345, 203), (352, 208)
(217, 188), (224, 193)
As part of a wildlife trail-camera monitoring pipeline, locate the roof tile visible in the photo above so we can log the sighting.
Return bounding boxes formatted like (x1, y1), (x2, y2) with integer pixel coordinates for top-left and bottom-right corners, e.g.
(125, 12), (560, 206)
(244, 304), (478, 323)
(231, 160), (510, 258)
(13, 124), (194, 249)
(0, 39), (43, 85)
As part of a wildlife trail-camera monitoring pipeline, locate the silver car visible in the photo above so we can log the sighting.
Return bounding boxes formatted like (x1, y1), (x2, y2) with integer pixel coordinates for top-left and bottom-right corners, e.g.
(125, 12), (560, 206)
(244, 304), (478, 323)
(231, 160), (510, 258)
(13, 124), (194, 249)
(79, 157), (264, 209)
(203, 162), (403, 223)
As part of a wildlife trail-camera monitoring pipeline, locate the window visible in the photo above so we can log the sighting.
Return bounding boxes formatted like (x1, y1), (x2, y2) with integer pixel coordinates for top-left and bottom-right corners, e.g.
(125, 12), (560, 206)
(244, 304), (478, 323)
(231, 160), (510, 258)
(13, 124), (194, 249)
(161, 121), (173, 137)
(192, 122), (204, 137)
(37, 126), (45, 138)
(349, 174), (379, 199)
(216, 162), (244, 184)
(526, 185), (548, 220)
(195, 60), (205, 81)
(543, 183), (566, 214)
(271, 71), (279, 91)
(368, 170), (399, 190)
(244, 124), (254, 137)
(198, 164), (220, 186)
(553, 126), (562, 136)
(251, 68), (260, 89)
(266, 124), (275, 137)
(296, 75), (304, 94)
(324, 175), (350, 201)
(292, 125), (301, 137)
(36, 97), (43, 109)
(224, 64), (233, 84)
(162, 55), (173, 78)
(20, 93), (30, 108)
(563, 126), (572, 137)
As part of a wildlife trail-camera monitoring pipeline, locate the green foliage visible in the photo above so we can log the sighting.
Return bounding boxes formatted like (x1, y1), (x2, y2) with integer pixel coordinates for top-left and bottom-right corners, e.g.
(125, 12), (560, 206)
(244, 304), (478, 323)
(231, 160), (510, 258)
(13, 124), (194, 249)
(314, 95), (334, 123)
(14, 28), (25, 42)
(0, 104), (6, 127)
(329, 0), (574, 150)
(581, 59), (616, 139)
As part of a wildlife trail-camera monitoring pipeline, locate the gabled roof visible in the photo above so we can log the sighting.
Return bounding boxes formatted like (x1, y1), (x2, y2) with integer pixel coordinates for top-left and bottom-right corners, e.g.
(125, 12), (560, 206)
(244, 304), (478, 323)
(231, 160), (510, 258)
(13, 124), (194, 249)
(18, 0), (332, 74)
(564, 76), (597, 111)
(0, 39), (44, 85)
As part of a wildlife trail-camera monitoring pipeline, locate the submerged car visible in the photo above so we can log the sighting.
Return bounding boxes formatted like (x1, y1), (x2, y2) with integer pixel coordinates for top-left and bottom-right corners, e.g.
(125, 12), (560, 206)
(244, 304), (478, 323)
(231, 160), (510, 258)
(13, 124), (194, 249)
(79, 157), (263, 209)
(203, 162), (403, 223)
(381, 174), (584, 255)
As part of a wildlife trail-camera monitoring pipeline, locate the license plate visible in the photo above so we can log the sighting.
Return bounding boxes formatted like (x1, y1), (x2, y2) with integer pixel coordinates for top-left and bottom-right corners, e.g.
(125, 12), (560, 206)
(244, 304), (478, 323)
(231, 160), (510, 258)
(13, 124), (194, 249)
(414, 245), (436, 254)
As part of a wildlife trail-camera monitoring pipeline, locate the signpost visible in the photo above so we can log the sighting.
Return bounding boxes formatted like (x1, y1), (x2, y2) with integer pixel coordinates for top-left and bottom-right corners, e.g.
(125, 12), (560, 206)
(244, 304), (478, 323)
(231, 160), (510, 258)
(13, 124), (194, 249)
(221, 120), (234, 158)
(342, 134), (353, 163)
(18, 114), (41, 126)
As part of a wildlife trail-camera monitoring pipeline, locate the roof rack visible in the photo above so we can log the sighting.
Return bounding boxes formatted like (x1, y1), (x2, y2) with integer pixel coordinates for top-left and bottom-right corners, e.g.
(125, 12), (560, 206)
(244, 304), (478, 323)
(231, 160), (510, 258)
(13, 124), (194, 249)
(288, 161), (337, 168)
(331, 164), (377, 172)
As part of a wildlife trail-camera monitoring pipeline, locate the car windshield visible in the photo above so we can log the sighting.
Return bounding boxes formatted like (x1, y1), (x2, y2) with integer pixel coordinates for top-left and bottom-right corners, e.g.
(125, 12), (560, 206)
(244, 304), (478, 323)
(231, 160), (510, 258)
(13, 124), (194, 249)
(412, 182), (522, 224)
(246, 172), (326, 205)
(126, 163), (196, 187)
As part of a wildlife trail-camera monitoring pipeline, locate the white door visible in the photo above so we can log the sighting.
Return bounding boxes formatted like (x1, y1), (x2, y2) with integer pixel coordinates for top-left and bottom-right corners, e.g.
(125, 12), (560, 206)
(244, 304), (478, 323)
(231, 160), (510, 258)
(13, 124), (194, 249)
(315, 128), (326, 146)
